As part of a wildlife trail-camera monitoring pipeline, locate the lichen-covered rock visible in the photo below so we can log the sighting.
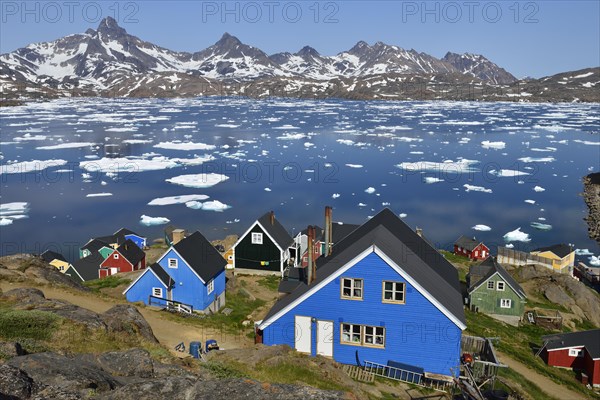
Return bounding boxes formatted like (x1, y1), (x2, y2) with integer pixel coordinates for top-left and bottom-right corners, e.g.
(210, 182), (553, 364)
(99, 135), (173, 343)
(0, 341), (27, 359)
(101, 305), (158, 343)
(78, 349), (155, 378)
(583, 173), (600, 244)
(0, 363), (35, 399)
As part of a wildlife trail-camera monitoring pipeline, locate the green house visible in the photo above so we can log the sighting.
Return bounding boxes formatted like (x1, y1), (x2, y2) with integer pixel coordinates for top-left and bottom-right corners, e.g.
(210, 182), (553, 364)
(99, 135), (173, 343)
(467, 257), (526, 317)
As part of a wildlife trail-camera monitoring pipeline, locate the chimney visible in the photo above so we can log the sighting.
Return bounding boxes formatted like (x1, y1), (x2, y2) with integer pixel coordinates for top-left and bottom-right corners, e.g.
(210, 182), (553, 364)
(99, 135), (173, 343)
(172, 229), (185, 245)
(416, 227), (423, 237)
(269, 211), (275, 226)
(324, 206), (333, 257)
(307, 226), (316, 284)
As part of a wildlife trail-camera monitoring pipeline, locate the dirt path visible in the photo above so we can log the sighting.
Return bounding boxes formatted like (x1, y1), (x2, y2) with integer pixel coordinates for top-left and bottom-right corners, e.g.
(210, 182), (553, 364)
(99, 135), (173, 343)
(496, 351), (586, 400)
(0, 282), (252, 354)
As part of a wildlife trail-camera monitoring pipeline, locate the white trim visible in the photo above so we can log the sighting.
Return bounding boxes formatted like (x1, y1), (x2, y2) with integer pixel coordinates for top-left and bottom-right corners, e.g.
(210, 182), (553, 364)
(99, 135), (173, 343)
(259, 245), (466, 331)
(251, 232), (263, 245)
(152, 287), (163, 298)
(207, 279), (214, 295)
(468, 271), (526, 299)
(568, 348), (584, 357)
(67, 264), (84, 282)
(500, 298), (512, 308)
(231, 220), (287, 275)
(546, 345), (585, 352)
(496, 281), (505, 291)
(122, 267), (168, 295)
(156, 247), (206, 284)
(259, 247), (373, 330)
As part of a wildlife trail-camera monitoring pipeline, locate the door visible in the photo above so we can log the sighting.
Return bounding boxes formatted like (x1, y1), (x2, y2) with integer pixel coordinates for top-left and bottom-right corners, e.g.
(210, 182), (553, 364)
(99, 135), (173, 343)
(294, 316), (311, 354)
(316, 320), (334, 357)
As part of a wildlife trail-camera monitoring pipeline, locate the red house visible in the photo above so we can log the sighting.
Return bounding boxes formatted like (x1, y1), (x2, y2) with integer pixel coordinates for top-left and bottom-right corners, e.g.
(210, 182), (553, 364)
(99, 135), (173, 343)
(99, 239), (146, 278)
(454, 236), (489, 261)
(540, 329), (600, 387)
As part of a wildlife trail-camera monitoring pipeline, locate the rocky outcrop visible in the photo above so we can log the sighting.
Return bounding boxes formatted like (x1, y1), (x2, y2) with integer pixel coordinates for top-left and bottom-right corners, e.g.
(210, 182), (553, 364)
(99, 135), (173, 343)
(101, 305), (158, 343)
(0, 254), (87, 291)
(0, 350), (345, 400)
(583, 173), (600, 244)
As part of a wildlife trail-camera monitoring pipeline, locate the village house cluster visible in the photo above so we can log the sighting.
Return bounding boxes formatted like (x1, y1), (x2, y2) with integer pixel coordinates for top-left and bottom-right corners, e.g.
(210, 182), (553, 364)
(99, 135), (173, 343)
(39, 207), (599, 390)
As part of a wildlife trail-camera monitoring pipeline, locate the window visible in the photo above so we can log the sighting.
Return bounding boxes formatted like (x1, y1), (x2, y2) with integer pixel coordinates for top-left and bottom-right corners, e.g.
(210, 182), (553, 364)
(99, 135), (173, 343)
(568, 348), (584, 357)
(474, 251), (478, 257)
(382, 281), (405, 304)
(168, 258), (178, 269)
(482, 251), (487, 258)
(341, 278), (363, 300)
(227, 255), (233, 260)
(341, 323), (385, 348)
(113, 254), (119, 259)
(152, 287), (163, 297)
(496, 281), (505, 291)
(207, 279), (214, 294)
(251, 232), (263, 245)
(487, 281), (495, 289)
(500, 299), (512, 308)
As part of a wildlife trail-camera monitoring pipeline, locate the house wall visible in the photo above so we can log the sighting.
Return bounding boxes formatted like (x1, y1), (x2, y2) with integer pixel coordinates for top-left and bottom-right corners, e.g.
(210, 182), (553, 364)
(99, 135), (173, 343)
(533, 250), (575, 271)
(125, 270), (167, 305)
(261, 252), (462, 376)
(157, 249), (206, 311)
(582, 352), (600, 386)
(125, 234), (146, 249)
(545, 348), (586, 370)
(235, 224), (282, 274)
(202, 269), (226, 311)
(101, 251), (134, 274)
(469, 274), (525, 317)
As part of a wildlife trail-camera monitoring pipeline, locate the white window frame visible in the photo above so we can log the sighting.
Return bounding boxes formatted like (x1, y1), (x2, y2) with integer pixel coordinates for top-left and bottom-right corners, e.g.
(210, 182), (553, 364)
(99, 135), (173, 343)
(168, 258), (178, 269)
(251, 232), (263, 245)
(568, 348), (584, 357)
(340, 323), (385, 348)
(341, 278), (363, 300)
(500, 299), (512, 308)
(382, 281), (406, 304)
(207, 279), (214, 295)
(496, 281), (505, 291)
(152, 287), (163, 298)
(487, 281), (495, 290)
(113, 253), (119, 259)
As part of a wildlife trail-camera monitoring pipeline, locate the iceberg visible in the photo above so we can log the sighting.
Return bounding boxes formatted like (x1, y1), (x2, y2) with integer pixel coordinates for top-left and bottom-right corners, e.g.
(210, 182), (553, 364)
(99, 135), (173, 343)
(140, 215), (170, 226)
(503, 227), (531, 242)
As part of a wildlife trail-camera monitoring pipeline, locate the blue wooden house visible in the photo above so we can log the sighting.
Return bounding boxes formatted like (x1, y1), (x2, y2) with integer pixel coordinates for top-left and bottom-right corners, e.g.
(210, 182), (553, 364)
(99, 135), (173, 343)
(123, 231), (226, 313)
(256, 208), (466, 378)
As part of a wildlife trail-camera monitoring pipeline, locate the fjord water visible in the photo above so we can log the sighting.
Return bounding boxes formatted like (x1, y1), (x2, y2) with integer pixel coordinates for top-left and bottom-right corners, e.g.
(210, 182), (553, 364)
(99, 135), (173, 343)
(0, 98), (598, 262)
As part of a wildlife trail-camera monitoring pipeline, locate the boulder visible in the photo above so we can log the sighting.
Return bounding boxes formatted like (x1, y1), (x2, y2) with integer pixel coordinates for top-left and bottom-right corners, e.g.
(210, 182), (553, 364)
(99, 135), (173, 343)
(0, 364), (34, 399)
(101, 305), (158, 343)
(78, 349), (154, 378)
(7, 352), (121, 395)
(2, 288), (47, 305)
(0, 341), (27, 359)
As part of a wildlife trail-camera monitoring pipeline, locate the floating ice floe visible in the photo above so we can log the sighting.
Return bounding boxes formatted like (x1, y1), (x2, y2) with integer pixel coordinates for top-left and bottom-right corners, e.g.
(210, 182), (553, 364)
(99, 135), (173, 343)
(276, 133), (308, 140)
(36, 142), (95, 150)
(531, 147), (557, 152)
(472, 225), (491, 232)
(166, 173), (229, 188)
(345, 164), (363, 169)
(518, 157), (556, 163)
(140, 215), (170, 226)
(524, 199), (536, 204)
(533, 186), (546, 192)
(424, 177), (444, 184)
(123, 139), (153, 144)
(264, 188), (272, 192)
(1, 159), (68, 174)
(530, 222), (552, 231)
(503, 227), (531, 242)
(489, 169), (530, 177)
(505, 243), (515, 249)
(573, 139), (600, 146)
(332, 193), (341, 199)
(589, 256), (600, 267)
(304, 142), (315, 148)
(14, 134), (47, 141)
(464, 184), (492, 193)
(86, 193), (113, 198)
(148, 194), (210, 206)
(0, 218), (13, 226)
(0, 202), (29, 225)
(337, 139), (356, 146)
(365, 187), (376, 194)
(200, 200), (231, 212)
(575, 249), (593, 256)
(154, 141), (216, 151)
(397, 159), (479, 173)
(80, 155), (213, 174)
(399, 213), (407, 218)
(215, 124), (240, 128)
(358, 203), (367, 207)
(410, 151), (424, 155)
(481, 140), (506, 149)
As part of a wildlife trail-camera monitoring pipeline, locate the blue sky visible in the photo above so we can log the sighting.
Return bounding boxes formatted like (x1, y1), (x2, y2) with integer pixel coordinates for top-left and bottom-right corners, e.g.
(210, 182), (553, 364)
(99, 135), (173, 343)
(1, 1), (598, 78)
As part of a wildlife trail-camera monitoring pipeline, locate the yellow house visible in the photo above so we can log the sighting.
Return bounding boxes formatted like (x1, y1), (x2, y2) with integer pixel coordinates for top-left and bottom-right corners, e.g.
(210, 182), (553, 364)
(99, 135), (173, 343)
(41, 250), (70, 273)
(530, 244), (574, 273)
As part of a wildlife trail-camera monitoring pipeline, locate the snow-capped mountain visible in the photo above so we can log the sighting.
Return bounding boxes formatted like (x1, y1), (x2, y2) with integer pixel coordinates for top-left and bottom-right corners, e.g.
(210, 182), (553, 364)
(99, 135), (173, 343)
(442, 52), (516, 84)
(2, 17), (597, 103)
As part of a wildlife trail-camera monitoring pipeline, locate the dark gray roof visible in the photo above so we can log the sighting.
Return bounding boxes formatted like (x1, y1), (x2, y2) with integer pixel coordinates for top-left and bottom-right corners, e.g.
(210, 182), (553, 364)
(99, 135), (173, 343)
(533, 244), (572, 259)
(454, 235), (481, 251)
(542, 329), (600, 358)
(115, 239), (145, 265)
(114, 228), (141, 238)
(278, 280), (303, 294)
(149, 263), (175, 288)
(301, 226), (324, 240)
(81, 238), (111, 253)
(173, 231), (226, 282)
(468, 257), (526, 298)
(262, 208), (466, 327)
(331, 223), (360, 243)
(41, 250), (67, 263)
(257, 212), (293, 250)
(70, 253), (104, 281)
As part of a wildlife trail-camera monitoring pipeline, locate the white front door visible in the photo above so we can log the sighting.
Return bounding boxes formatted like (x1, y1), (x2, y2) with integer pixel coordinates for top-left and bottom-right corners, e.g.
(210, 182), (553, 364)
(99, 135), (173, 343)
(294, 316), (312, 354)
(110, 267), (118, 275)
(316, 320), (333, 357)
